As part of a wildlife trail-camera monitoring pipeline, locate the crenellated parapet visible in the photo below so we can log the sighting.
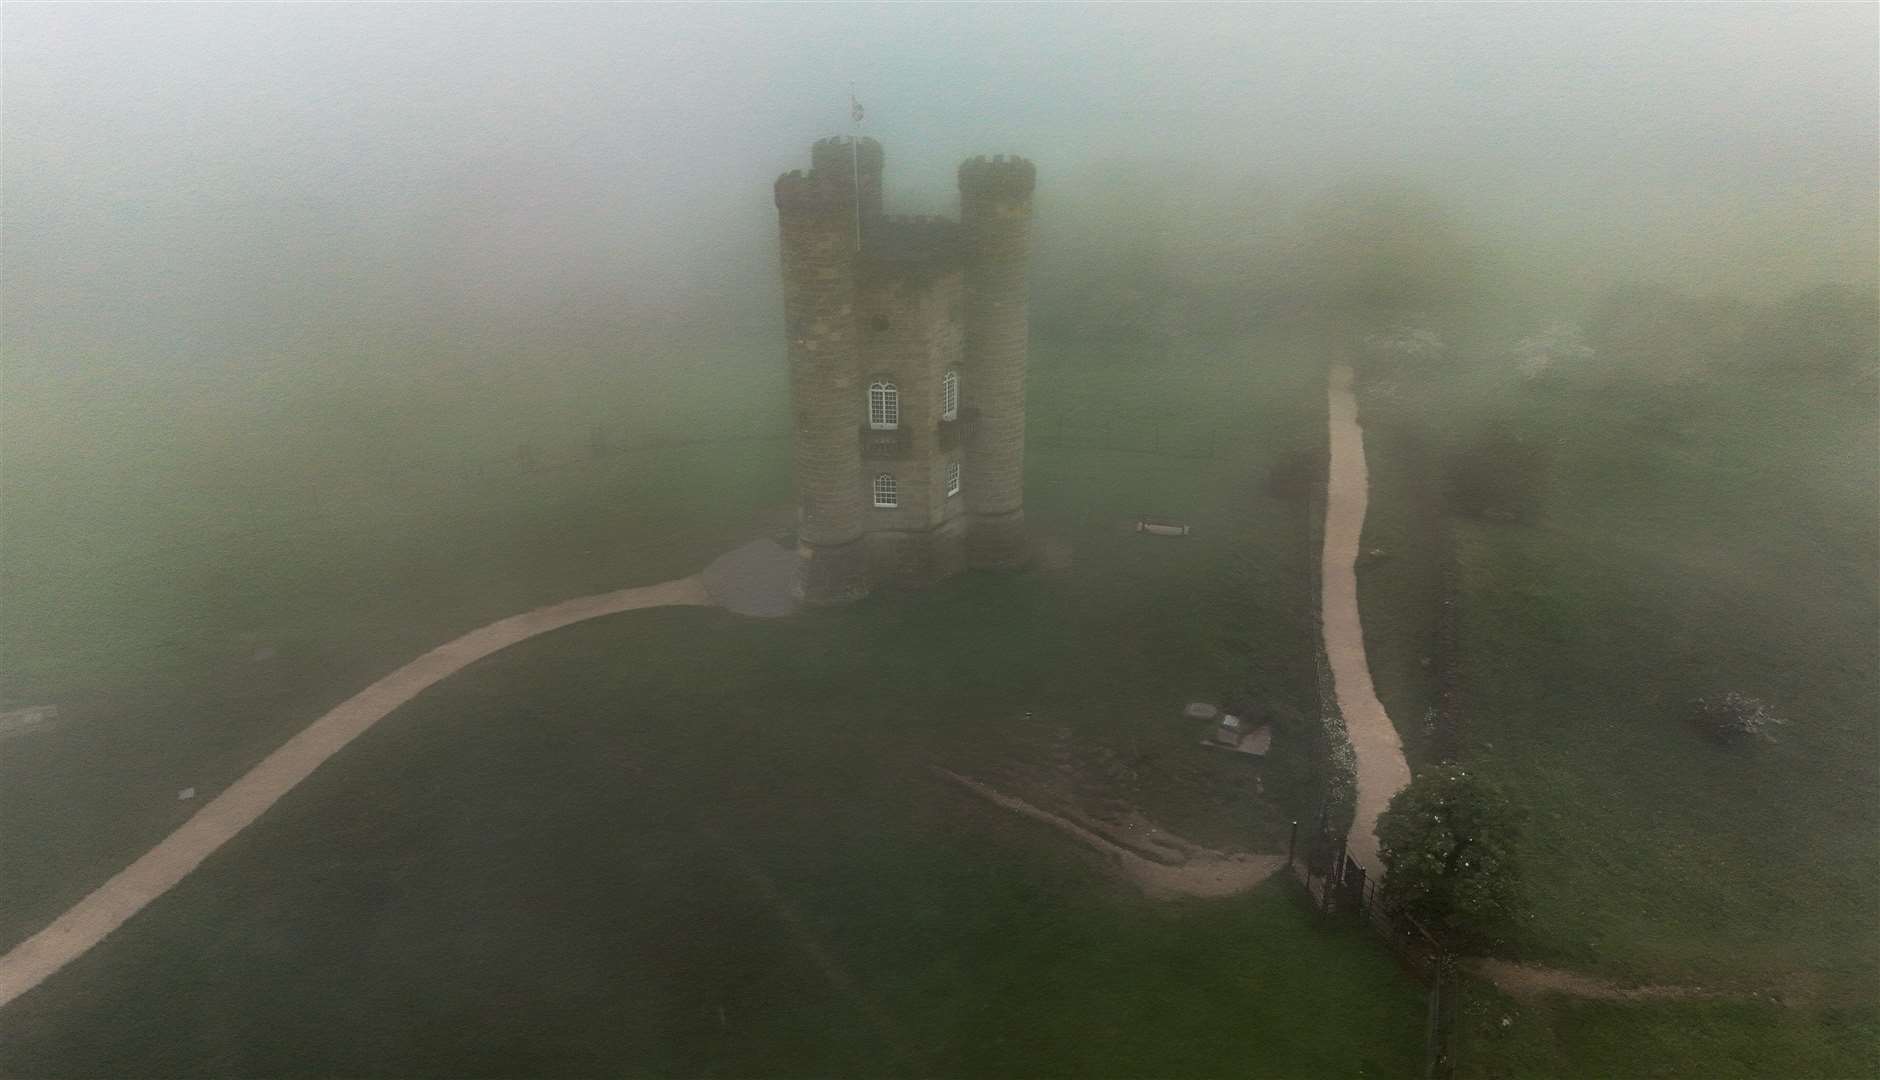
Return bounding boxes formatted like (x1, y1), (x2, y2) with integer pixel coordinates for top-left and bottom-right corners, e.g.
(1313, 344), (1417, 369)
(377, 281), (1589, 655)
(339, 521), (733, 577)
(774, 169), (852, 218)
(957, 154), (1037, 203)
(812, 135), (884, 177)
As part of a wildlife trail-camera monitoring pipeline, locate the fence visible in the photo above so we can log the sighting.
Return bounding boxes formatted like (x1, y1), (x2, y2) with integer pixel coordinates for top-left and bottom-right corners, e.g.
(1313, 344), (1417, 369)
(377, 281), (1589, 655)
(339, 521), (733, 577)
(1284, 821), (1460, 1080)
(1297, 449), (1460, 1079)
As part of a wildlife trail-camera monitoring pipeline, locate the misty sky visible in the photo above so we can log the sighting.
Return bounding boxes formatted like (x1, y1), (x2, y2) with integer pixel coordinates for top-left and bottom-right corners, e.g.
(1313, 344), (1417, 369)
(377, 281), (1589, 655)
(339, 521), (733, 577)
(4, 3), (1875, 367)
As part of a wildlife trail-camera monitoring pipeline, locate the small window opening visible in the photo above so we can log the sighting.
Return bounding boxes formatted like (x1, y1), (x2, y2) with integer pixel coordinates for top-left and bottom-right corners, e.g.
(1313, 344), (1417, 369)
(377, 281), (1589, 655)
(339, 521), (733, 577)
(945, 461), (961, 497)
(942, 369), (960, 421)
(873, 473), (899, 509)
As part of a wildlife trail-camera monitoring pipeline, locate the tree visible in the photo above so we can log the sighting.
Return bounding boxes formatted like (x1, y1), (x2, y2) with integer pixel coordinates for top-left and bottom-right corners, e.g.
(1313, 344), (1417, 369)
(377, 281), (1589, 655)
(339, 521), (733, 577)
(1740, 283), (1879, 382)
(1376, 764), (1526, 951)
(1294, 181), (1475, 329)
(1444, 422), (1550, 524)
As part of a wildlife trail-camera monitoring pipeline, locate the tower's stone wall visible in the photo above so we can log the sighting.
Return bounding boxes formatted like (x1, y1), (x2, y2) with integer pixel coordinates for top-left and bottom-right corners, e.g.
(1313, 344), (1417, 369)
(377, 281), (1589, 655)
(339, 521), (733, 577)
(776, 140), (1031, 603)
(776, 169), (869, 602)
(958, 155), (1036, 568)
(855, 261), (965, 533)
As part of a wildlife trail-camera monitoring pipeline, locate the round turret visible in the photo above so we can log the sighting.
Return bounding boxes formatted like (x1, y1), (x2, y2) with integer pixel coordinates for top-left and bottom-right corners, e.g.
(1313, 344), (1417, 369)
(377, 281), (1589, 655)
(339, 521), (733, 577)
(776, 165), (869, 602)
(957, 153), (1036, 569)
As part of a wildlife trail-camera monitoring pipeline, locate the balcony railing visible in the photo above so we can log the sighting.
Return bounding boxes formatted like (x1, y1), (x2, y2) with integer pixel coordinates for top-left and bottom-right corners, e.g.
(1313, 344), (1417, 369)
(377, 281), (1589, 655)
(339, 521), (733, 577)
(860, 426), (912, 460)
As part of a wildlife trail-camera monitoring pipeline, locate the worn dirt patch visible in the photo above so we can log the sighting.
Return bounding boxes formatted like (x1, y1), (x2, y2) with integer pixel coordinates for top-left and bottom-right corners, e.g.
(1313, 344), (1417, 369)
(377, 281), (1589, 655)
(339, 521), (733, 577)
(936, 768), (1283, 900)
(1474, 959), (1721, 1002)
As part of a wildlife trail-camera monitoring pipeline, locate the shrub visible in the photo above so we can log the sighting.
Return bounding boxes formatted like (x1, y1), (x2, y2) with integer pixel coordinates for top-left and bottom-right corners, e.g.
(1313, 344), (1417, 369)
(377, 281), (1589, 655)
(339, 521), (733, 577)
(1588, 282), (1747, 386)
(1509, 322), (1594, 380)
(1690, 691), (1787, 744)
(1297, 182), (1475, 324)
(1266, 694), (1356, 855)
(1739, 283), (1880, 383)
(1361, 321), (1447, 368)
(1377, 764), (1527, 952)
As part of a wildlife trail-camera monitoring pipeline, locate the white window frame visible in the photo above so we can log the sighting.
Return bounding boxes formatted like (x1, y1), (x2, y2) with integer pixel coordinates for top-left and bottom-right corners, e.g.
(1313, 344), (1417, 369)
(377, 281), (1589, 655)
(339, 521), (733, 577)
(872, 472), (898, 508)
(941, 369), (959, 421)
(868, 381), (899, 430)
(945, 460), (961, 497)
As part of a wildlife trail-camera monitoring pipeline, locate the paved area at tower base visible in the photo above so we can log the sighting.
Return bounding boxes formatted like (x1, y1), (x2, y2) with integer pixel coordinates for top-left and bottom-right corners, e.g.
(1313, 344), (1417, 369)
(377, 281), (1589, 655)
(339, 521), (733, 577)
(703, 539), (802, 618)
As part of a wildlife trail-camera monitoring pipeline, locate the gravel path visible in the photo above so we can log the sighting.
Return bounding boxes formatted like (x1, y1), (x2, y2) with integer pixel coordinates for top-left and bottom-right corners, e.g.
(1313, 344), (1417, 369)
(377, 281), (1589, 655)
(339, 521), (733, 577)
(0, 575), (712, 1011)
(1322, 362), (1412, 879)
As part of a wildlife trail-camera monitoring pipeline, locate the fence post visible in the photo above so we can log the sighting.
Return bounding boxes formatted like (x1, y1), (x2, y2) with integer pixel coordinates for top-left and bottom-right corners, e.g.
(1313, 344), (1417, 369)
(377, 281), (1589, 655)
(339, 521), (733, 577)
(1287, 820), (1298, 870)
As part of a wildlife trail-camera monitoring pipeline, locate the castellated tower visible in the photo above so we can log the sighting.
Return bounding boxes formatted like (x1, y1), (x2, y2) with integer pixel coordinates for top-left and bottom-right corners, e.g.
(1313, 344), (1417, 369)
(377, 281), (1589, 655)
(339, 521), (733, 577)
(775, 138), (1035, 605)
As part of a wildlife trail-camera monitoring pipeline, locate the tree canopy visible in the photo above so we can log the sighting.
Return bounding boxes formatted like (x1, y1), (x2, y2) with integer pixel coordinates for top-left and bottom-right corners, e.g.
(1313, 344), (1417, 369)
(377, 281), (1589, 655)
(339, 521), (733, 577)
(1376, 764), (1526, 951)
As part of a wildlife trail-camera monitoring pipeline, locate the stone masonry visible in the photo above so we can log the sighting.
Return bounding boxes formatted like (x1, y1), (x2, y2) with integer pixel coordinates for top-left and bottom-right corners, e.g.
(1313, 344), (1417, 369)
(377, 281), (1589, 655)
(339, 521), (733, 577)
(775, 137), (1036, 604)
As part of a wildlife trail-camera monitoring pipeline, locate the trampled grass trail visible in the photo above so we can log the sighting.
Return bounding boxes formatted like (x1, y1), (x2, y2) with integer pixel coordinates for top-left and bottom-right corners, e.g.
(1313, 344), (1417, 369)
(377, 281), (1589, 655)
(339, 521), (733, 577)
(0, 576), (713, 1010)
(1321, 362), (1412, 878)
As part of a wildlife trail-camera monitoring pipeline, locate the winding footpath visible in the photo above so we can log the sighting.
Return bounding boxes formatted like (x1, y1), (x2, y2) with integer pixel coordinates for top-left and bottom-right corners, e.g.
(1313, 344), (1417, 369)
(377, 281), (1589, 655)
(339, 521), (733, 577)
(1321, 362), (1413, 879)
(0, 576), (719, 1011)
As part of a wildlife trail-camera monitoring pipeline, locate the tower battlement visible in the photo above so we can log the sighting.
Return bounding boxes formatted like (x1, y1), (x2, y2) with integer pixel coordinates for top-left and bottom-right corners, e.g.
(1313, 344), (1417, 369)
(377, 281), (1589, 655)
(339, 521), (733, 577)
(773, 169), (851, 216)
(775, 135), (1035, 604)
(958, 154), (1037, 201)
(811, 135), (884, 175)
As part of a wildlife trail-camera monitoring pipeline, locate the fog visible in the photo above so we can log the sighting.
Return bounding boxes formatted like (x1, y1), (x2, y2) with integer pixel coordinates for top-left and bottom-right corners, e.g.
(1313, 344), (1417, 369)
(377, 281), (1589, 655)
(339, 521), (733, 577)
(3, 6), (1878, 1073)
(6, 3), (1873, 376)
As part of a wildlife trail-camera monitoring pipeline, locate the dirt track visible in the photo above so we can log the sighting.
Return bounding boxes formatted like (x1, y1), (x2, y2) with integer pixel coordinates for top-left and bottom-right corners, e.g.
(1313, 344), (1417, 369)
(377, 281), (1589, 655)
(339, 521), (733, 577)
(0, 576), (711, 1011)
(936, 768), (1284, 900)
(1474, 959), (1717, 1002)
(1321, 363), (1413, 878)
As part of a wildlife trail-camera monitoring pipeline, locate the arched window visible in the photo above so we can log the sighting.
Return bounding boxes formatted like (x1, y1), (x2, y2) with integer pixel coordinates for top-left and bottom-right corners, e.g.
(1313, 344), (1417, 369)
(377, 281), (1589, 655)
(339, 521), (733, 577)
(945, 460), (961, 497)
(872, 473), (898, 508)
(941, 369), (959, 421)
(868, 381), (899, 430)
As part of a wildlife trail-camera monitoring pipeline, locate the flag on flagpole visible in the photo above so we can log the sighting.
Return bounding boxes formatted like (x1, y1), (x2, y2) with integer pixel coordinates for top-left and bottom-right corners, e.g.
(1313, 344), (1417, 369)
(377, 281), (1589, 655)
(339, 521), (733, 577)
(851, 86), (864, 125)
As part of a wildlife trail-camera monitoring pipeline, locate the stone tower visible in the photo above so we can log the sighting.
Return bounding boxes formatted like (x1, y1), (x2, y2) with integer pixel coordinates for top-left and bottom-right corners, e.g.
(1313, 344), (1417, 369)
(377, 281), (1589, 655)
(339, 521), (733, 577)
(775, 138), (1036, 605)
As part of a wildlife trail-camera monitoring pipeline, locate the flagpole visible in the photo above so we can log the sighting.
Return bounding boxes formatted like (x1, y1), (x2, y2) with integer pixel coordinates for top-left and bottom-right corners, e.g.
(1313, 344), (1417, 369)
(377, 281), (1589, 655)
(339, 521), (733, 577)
(850, 83), (862, 251)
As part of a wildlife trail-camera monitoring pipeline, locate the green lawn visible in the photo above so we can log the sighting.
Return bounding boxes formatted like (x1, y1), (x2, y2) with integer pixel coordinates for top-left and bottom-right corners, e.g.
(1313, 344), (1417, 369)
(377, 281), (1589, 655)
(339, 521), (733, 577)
(1, 325), (1426, 1074)
(1352, 354), (1879, 1078)
(0, 602), (1423, 1077)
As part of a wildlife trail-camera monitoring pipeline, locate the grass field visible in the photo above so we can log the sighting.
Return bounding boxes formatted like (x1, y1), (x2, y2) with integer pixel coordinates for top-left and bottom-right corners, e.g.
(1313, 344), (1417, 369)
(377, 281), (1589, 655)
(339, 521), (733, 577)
(1, 324), (1427, 1073)
(1353, 351), (1879, 1078)
(0, 598), (1423, 1077)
